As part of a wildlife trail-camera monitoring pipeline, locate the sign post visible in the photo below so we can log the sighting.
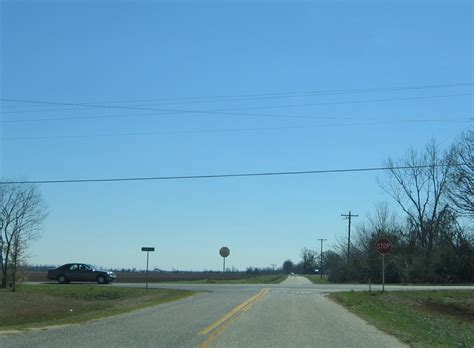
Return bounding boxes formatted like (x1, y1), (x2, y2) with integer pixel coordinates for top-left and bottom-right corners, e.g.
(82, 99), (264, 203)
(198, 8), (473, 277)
(375, 238), (391, 293)
(141, 247), (155, 291)
(219, 247), (230, 272)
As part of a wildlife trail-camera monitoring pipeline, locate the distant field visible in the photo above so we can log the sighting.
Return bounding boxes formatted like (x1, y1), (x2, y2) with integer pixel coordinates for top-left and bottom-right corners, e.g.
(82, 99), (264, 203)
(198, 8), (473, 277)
(0, 284), (194, 331)
(26, 271), (284, 283)
(330, 290), (474, 347)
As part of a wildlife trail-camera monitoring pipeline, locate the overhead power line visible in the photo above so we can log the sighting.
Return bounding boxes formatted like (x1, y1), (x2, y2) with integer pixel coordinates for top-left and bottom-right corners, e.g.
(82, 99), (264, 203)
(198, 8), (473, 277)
(0, 99), (331, 120)
(0, 164), (460, 185)
(219, 93), (473, 112)
(1, 93), (472, 122)
(3, 118), (471, 141)
(96, 82), (474, 106)
(1, 82), (472, 110)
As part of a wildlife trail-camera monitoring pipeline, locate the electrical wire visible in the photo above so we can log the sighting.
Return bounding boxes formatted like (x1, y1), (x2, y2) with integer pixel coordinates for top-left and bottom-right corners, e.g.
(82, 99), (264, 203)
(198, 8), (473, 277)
(1, 93), (472, 122)
(1, 82), (472, 110)
(3, 118), (471, 141)
(0, 164), (461, 185)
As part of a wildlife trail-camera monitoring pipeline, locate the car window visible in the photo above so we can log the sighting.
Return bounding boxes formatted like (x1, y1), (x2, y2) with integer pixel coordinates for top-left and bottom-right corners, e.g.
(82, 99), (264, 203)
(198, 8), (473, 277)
(69, 264), (78, 271)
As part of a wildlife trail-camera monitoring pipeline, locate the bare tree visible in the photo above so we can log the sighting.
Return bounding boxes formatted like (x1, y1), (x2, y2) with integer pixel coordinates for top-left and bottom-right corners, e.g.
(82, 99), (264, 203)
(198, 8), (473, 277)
(299, 248), (318, 274)
(0, 182), (47, 290)
(380, 140), (455, 259)
(356, 203), (402, 249)
(447, 131), (474, 218)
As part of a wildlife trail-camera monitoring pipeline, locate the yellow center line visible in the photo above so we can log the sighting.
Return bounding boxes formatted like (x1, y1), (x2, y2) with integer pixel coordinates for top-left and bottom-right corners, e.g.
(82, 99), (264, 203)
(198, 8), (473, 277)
(198, 288), (269, 348)
(198, 288), (267, 335)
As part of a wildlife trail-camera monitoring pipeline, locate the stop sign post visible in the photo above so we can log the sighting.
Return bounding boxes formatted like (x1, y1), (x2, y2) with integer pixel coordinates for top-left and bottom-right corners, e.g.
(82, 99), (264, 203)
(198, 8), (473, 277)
(219, 247), (230, 272)
(375, 238), (391, 293)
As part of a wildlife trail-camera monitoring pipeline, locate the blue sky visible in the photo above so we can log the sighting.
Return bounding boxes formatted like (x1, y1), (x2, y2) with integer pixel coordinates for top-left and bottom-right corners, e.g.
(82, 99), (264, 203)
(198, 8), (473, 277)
(1, 0), (472, 271)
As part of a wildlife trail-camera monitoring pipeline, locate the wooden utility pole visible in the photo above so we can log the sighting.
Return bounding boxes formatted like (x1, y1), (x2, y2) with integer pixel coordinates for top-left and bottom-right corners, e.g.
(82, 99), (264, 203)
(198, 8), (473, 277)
(317, 238), (327, 279)
(341, 211), (358, 258)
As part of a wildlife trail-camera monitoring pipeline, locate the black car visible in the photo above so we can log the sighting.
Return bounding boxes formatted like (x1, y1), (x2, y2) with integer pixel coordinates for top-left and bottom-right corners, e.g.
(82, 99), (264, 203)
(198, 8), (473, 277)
(47, 263), (117, 284)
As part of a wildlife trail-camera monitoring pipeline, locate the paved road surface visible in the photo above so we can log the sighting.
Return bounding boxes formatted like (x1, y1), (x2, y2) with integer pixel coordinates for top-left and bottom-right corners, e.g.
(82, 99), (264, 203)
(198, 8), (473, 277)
(212, 287), (403, 348)
(279, 274), (313, 285)
(3, 277), (473, 347)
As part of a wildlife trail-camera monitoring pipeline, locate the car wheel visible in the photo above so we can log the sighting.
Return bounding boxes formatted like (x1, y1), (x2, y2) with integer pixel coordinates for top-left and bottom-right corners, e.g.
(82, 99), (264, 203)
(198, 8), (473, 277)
(97, 275), (107, 284)
(57, 275), (67, 284)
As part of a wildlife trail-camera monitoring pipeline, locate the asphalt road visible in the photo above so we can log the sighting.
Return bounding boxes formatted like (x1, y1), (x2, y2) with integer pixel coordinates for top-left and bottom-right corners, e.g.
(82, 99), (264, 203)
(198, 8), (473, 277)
(2, 277), (473, 347)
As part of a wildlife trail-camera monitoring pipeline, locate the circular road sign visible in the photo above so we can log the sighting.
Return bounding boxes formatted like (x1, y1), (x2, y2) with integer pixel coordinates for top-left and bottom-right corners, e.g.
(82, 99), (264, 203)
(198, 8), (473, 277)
(219, 247), (230, 258)
(375, 238), (392, 255)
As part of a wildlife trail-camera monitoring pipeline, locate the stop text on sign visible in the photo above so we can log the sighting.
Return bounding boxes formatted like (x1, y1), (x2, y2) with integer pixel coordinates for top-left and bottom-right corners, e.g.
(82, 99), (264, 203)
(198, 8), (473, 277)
(375, 238), (392, 255)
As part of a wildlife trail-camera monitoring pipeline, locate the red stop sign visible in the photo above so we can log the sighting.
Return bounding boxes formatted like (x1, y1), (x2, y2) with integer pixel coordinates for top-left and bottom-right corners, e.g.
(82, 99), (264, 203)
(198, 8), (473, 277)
(375, 238), (392, 254)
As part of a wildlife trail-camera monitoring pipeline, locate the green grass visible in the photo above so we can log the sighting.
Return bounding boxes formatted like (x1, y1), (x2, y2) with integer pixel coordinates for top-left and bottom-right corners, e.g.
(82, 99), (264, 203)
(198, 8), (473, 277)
(303, 274), (330, 284)
(162, 274), (288, 284)
(0, 284), (195, 331)
(330, 290), (474, 347)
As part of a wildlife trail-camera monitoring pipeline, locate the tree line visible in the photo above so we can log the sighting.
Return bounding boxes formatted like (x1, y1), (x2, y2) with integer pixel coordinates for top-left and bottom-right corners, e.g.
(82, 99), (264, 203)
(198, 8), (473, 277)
(283, 131), (473, 283)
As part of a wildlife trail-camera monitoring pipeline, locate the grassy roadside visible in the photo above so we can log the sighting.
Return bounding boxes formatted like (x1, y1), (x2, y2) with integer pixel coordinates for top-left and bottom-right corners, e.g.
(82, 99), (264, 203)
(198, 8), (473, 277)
(162, 274), (288, 284)
(303, 275), (330, 284)
(330, 290), (474, 347)
(0, 284), (195, 331)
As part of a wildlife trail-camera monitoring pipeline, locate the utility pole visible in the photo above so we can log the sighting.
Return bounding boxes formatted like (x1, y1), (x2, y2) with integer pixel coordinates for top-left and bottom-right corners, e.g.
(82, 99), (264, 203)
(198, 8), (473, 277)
(341, 211), (358, 259)
(317, 238), (327, 279)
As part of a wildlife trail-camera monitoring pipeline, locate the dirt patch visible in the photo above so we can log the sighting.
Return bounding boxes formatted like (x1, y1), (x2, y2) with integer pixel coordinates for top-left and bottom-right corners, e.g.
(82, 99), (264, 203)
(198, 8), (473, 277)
(422, 301), (474, 323)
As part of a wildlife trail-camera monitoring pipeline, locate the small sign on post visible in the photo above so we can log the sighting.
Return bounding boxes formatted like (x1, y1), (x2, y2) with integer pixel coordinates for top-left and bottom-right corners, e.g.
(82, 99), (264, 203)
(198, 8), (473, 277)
(219, 247), (230, 272)
(375, 238), (391, 293)
(141, 247), (155, 291)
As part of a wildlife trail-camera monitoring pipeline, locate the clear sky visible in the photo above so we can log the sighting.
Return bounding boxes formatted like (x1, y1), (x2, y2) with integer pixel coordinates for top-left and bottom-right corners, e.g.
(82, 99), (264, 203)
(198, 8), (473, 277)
(1, 0), (472, 271)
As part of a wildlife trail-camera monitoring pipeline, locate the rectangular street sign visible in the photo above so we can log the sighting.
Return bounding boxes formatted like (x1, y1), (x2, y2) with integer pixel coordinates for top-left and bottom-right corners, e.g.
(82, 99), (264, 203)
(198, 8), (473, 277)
(141, 247), (155, 252)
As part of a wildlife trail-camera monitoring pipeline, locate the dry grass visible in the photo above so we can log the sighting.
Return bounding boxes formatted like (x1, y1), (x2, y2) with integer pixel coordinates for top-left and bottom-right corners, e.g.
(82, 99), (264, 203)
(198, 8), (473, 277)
(0, 284), (194, 330)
